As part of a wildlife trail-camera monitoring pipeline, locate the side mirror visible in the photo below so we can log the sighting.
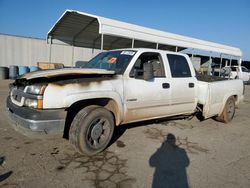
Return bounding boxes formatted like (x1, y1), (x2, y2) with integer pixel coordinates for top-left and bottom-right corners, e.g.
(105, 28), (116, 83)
(143, 63), (154, 81)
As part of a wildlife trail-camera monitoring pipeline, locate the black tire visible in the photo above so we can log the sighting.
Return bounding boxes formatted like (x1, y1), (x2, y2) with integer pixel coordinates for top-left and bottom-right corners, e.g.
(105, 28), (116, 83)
(215, 96), (235, 123)
(69, 106), (114, 155)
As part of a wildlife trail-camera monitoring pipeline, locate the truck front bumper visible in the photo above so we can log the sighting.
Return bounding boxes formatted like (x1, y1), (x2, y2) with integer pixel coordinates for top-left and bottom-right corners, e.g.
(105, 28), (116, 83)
(6, 97), (67, 136)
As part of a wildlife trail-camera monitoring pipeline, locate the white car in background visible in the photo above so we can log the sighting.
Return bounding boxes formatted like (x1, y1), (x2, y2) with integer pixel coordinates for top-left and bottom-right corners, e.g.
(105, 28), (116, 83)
(223, 66), (250, 82)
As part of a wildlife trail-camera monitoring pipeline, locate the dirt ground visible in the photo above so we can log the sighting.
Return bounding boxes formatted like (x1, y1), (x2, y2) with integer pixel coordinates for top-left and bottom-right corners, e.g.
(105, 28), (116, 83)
(0, 80), (250, 188)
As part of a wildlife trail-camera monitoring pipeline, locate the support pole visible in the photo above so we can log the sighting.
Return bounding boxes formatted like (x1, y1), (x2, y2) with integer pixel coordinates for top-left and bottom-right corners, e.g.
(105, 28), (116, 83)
(229, 56), (232, 67)
(175, 46), (178, 52)
(156, 43), (159, 49)
(71, 45), (74, 67)
(208, 53), (212, 75)
(92, 48), (95, 58)
(219, 54), (223, 77)
(101, 34), (104, 51)
(238, 58), (242, 66)
(49, 42), (52, 63)
(131, 38), (134, 48)
(191, 48), (194, 61)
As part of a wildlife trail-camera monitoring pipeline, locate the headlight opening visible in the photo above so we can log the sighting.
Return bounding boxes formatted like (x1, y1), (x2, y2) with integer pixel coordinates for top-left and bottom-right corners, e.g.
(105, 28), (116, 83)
(23, 85), (47, 109)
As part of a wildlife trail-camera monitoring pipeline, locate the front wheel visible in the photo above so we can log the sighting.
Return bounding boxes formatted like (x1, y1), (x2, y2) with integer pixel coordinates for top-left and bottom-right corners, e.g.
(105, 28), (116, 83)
(69, 106), (115, 155)
(215, 96), (235, 123)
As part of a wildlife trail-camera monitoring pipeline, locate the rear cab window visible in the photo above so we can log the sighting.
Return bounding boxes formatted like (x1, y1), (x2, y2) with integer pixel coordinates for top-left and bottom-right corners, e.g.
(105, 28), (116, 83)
(167, 54), (191, 78)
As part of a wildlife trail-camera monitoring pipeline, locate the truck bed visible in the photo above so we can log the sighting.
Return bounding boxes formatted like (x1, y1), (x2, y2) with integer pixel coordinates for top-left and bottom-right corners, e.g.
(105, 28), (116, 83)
(196, 74), (228, 82)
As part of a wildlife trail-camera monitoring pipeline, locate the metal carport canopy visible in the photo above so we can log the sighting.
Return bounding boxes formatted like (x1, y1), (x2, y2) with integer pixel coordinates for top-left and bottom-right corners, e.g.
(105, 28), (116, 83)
(47, 10), (242, 57)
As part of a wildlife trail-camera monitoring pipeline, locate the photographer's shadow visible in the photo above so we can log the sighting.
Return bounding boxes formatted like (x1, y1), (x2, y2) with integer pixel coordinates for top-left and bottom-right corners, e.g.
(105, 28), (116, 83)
(149, 133), (190, 188)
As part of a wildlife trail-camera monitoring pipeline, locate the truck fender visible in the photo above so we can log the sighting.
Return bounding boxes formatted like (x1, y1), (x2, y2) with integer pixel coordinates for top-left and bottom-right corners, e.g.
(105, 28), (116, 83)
(64, 91), (124, 125)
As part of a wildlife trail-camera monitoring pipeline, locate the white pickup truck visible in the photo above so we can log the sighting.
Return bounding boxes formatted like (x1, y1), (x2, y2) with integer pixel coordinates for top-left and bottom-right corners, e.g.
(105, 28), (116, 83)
(7, 48), (244, 155)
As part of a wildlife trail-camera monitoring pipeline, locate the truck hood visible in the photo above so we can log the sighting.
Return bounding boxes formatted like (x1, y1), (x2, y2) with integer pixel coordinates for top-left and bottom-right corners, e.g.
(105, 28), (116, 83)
(18, 68), (115, 81)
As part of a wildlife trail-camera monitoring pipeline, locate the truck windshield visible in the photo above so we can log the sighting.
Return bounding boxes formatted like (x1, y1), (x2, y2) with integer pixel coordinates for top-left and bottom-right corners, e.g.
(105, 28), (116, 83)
(83, 50), (137, 74)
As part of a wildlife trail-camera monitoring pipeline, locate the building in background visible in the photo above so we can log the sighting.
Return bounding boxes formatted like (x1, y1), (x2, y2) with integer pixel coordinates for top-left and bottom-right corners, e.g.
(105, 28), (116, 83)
(0, 34), (101, 67)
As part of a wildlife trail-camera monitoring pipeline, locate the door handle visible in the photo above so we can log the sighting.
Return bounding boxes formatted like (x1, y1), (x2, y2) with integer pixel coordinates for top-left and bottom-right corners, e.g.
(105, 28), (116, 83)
(162, 83), (170, 89)
(189, 83), (195, 88)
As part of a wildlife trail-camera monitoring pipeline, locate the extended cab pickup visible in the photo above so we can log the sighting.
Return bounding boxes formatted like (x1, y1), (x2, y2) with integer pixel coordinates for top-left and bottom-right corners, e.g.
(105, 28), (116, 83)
(7, 48), (244, 155)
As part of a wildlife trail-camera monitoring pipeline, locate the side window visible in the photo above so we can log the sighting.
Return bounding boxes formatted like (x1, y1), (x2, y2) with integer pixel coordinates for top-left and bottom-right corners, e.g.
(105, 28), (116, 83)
(130, 52), (165, 79)
(167, 54), (191, 78)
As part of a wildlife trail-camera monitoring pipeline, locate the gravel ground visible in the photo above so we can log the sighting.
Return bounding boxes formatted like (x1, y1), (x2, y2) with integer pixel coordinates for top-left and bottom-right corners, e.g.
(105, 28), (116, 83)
(0, 80), (250, 188)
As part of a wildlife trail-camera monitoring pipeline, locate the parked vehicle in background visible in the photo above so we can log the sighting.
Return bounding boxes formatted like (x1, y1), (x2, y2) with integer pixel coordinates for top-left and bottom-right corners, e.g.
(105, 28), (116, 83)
(6, 48), (244, 155)
(225, 65), (250, 83)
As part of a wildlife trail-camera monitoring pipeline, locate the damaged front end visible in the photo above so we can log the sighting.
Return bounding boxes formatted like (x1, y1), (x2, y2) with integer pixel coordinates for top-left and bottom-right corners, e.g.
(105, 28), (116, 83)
(6, 68), (115, 136)
(7, 79), (66, 136)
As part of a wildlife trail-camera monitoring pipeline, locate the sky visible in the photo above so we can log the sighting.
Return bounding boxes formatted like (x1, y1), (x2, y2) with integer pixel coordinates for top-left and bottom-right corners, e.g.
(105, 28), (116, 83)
(0, 0), (250, 60)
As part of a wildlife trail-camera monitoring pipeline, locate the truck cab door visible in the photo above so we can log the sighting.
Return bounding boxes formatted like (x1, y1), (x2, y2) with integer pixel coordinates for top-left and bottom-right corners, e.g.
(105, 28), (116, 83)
(123, 52), (172, 123)
(166, 54), (197, 114)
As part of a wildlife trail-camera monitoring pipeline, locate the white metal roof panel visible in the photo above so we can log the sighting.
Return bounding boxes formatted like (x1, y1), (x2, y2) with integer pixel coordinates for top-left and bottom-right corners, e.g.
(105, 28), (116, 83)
(47, 10), (242, 57)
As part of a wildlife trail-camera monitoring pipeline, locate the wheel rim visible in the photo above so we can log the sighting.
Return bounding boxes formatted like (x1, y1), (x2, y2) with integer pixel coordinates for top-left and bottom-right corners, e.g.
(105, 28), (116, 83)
(86, 117), (111, 149)
(226, 99), (235, 120)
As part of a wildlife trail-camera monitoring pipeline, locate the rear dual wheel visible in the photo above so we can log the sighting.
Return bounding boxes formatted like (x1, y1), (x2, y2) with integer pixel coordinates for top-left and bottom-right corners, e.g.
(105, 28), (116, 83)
(69, 106), (114, 155)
